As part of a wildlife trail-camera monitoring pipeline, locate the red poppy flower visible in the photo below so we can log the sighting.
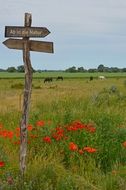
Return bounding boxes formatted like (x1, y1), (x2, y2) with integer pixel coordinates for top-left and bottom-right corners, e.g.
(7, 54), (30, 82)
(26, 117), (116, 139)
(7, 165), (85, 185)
(78, 149), (84, 154)
(1, 130), (8, 138)
(13, 140), (20, 145)
(27, 125), (33, 131)
(7, 131), (14, 139)
(52, 127), (64, 141)
(67, 121), (86, 131)
(15, 132), (20, 137)
(0, 161), (5, 167)
(0, 124), (3, 129)
(43, 136), (51, 143)
(69, 142), (78, 151)
(36, 120), (45, 127)
(86, 126), (96, 133)
(83, 146), (97, 153)
(122, 141), (126, 148)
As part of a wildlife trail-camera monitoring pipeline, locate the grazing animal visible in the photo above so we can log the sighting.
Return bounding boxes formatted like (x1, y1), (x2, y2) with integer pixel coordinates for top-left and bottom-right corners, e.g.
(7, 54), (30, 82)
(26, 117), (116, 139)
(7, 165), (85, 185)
(98, 76), (105, 80)
(90, 76), (93, 81)
(44, 77), (53, 83)
(56, 76), (63, 81)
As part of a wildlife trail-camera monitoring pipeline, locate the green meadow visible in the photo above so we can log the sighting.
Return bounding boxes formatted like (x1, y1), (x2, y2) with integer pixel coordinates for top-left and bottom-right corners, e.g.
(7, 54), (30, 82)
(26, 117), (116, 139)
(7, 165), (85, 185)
(0, 74), (126, 189)
(0, 71), (126, 79)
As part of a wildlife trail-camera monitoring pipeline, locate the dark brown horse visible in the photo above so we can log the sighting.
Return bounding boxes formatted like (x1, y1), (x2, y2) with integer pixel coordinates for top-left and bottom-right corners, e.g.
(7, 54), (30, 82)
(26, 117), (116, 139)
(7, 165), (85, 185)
(56, 76), (63, 81)
(44, 77), (53, 83)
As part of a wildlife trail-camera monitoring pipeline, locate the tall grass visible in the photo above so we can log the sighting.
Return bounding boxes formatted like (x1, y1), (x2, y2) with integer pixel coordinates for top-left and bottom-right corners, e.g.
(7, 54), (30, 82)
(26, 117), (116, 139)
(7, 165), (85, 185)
(0, 78), (126, 189)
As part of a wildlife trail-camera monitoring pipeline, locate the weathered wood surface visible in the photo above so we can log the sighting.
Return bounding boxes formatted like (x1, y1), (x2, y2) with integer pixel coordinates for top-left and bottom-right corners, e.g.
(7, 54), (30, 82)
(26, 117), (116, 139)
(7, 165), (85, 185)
(3, 39), (53, 53)
(19, 13), (32, 176)
(5, 26), (50, 38)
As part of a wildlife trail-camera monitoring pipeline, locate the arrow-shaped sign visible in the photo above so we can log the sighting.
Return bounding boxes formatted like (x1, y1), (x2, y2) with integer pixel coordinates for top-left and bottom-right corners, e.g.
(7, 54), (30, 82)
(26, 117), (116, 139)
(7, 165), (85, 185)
(5, 26), (50, 38)
(3, 38), (54, 53)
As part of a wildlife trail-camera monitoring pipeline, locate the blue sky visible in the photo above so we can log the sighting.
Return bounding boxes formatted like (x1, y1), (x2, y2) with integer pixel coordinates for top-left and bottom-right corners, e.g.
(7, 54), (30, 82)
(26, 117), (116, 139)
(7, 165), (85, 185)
(1, 0), (126, 70)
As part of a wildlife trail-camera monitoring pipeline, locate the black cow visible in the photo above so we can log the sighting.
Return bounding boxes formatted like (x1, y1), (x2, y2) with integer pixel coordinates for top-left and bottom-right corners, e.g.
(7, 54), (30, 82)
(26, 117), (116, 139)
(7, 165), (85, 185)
(56, 76), (63, 81)
(44, 77), (53, 83)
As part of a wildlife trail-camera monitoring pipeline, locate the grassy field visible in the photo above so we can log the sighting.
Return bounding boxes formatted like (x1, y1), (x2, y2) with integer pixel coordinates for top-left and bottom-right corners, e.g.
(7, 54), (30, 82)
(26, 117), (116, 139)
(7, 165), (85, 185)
(0, 76), (126, 189)
(0, 71), (126, 79)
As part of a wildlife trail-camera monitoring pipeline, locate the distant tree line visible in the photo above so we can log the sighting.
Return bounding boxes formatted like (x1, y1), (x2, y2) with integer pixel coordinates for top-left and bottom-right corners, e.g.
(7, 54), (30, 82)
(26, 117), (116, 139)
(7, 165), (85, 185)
(65, 64), (126, 73)
(0, 65), (62, 73)
(0, 64), (126, 73)
(0, 65), (35, 73)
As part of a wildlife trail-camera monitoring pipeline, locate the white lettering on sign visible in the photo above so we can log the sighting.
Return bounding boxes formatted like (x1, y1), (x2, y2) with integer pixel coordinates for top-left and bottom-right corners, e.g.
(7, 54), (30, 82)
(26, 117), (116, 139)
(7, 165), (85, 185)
(10, 29), (16, 35)
(17, 30), (22, 35)
(5, 26), (50, 37)
(8, 29), (43, 36)
(22, 30), (29, 35)
(29, 29), (42, 35)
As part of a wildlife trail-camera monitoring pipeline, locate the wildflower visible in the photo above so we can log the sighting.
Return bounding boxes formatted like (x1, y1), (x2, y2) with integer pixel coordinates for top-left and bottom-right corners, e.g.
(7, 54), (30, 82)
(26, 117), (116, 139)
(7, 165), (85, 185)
(78, 149), (84, 154)
(0, 124), (3, 129)
(1, 130), (7, 138)
(43, 136), (51, 143)
(52, 134), (63, 141)
(16, 127), (20, 131)
(83, 147), (90, 151)
(56, 127), (64, 134)
(13, 140), (20, 145)
(83, 146), (97, 153)
(52, 127), (64, 141)
(122, 141), (126, 148)
(86, 126), (96, 133)
(15, 127), (20, 137)
(0, 161), (5, 167)
(36, 120), (45, 127)
(1, 130), (14, 138)
(86, 123), (96, 133)
(69, 142), (78, 151)
(15, 132), (20, 137)
(27, 125), (33, 131)
(7, 131), (14, 139)
(67, 121), (86, 131)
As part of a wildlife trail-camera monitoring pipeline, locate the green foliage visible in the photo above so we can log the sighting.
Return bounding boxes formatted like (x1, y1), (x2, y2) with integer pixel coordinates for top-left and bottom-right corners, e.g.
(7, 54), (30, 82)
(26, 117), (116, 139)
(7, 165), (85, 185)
(94, 115), (124, 172)
(17, 65), (25, 73)
(7, 67), (17, 73)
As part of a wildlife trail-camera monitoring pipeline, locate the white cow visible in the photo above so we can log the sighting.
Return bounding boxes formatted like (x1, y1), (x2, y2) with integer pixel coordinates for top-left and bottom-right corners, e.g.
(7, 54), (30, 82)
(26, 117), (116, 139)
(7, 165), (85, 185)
(98, 76), (106, 80)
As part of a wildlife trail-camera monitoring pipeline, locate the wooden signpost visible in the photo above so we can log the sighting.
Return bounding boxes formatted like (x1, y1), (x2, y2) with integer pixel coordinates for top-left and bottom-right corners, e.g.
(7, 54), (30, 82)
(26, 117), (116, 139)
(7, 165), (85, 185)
(3, 13), (54, 176)
(3, 39), (53, 53)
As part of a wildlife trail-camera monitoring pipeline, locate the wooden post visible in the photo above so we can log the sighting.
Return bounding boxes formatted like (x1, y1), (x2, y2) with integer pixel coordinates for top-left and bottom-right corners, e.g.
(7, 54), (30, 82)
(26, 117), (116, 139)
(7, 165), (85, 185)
(19, 13), (32, 176)
(3, 12), (54, 176)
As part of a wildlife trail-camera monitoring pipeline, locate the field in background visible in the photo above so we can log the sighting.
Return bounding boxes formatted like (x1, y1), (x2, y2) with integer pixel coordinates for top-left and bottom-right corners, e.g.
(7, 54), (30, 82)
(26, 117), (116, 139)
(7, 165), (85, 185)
(0, 77), (126, 112)
(0, 71), (126, 79)
(0, 76), (126, 189)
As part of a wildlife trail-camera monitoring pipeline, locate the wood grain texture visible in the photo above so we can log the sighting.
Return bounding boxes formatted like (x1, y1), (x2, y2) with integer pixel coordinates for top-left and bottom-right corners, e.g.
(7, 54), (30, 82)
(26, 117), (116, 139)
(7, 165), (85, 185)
(20, 13), (32, 177)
